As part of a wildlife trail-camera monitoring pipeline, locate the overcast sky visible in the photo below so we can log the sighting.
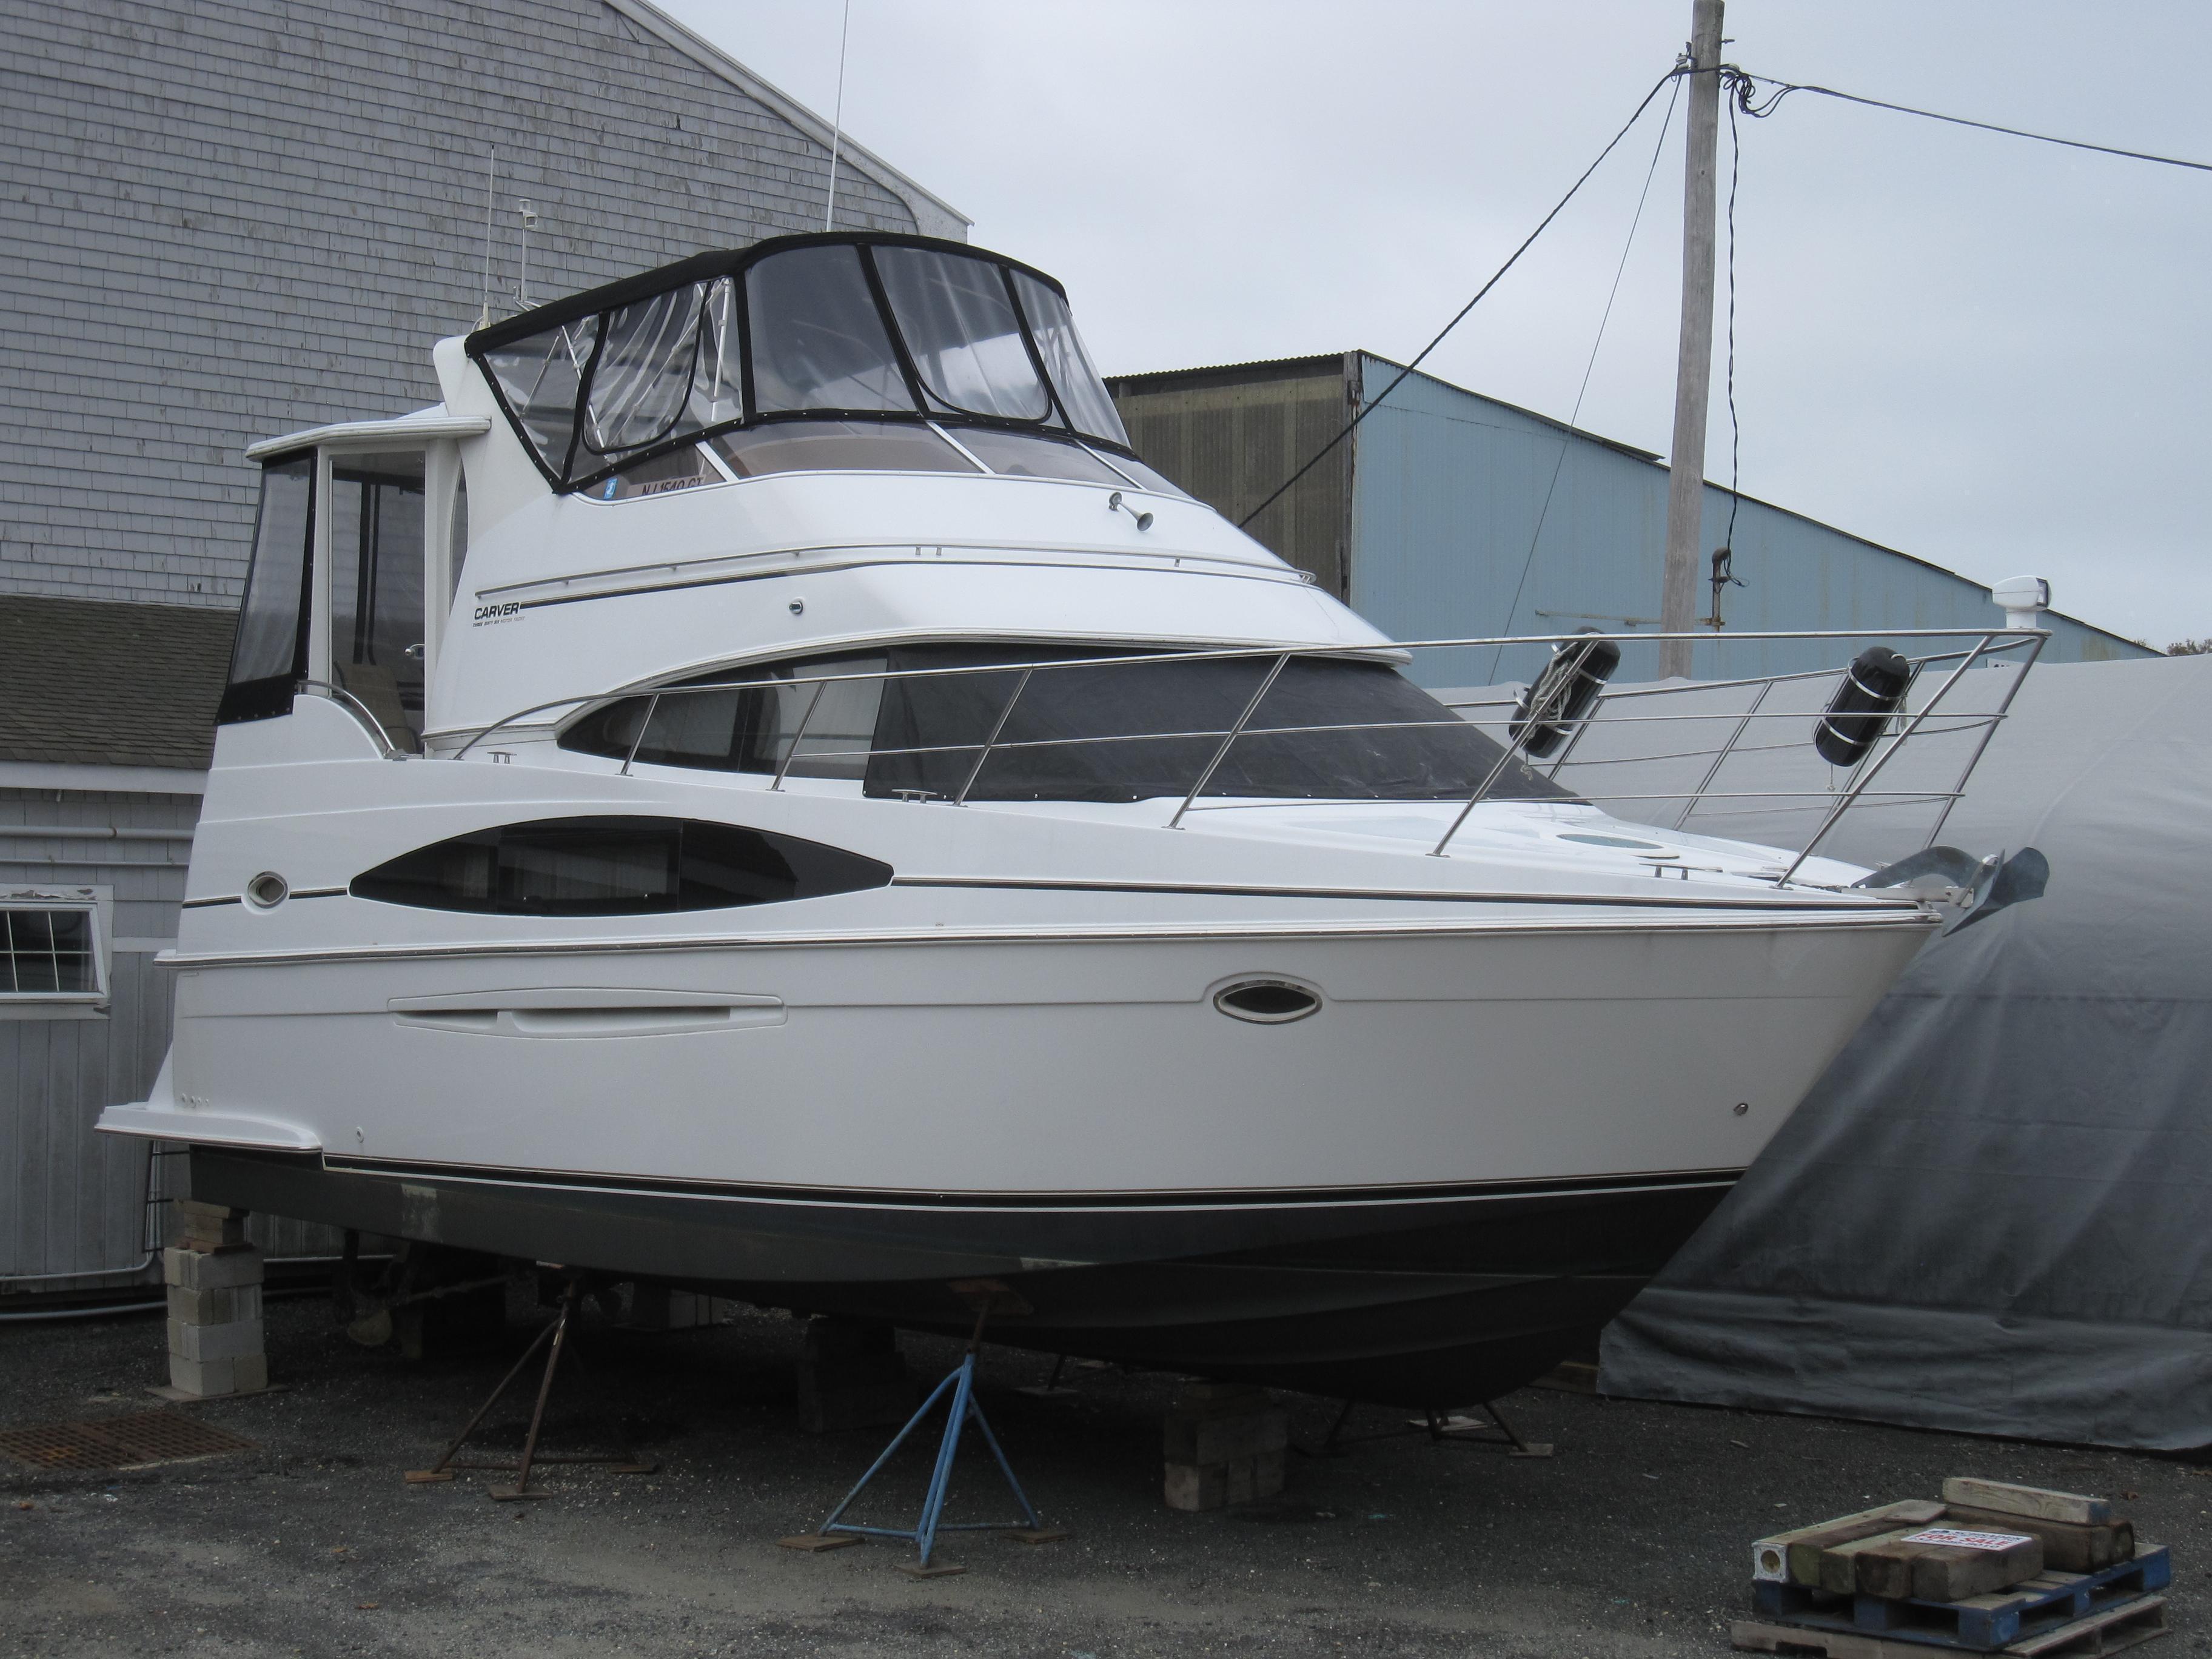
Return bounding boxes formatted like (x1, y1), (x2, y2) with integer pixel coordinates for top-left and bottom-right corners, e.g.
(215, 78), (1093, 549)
(660, 1), (2211, 648)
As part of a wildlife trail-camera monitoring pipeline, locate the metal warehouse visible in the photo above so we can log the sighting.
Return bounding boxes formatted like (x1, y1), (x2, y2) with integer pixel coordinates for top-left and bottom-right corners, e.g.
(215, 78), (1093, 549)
(1108, 352), (2150, 686)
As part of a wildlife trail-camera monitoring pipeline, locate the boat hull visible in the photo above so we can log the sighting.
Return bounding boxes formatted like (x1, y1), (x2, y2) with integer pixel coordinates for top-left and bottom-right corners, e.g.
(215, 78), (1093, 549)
(190, 1144), (1731, 1404)
(138, 908), (1930, 1402)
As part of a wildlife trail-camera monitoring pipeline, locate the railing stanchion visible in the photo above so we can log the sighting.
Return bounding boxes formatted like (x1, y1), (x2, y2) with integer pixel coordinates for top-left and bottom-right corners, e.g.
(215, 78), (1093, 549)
(1774, 635), (1994, 886)
(956, 666), (1034, 806)
(770, 680), (828, 792)
(1168, 654), (1290, 830)
(621, 694), (660, 777)
(1432, 732), (1541, 859)
(1674, 678), (1772, 830)
(1921, 631), (2045, 849)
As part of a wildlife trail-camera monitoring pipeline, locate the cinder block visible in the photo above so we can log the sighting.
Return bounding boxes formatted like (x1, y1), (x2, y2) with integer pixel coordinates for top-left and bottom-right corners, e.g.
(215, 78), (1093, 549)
(168, 1316), (264, 1364)
(1165, 1461), (1225, 1511)
(166, 1282), (261, 1325)
(1165, 1407), (1289, 1466)
(1164, 1451), (1285, 1512)
(166, 1353), (236, 1397)
(164, 1244), (263, 1291)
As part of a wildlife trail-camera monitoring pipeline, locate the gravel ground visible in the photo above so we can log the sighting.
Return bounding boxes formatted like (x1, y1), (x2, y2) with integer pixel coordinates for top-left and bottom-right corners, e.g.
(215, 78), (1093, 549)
(2, 1291), (2203, 1658)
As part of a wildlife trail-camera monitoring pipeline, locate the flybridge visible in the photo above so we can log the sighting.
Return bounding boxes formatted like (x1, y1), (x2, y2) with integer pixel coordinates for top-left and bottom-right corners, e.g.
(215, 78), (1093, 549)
(465, 232), (1135, 495)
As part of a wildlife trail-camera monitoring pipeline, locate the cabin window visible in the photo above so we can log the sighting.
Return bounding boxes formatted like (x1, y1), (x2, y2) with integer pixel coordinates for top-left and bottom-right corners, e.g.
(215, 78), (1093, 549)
(874, 247), (1051, 422)
(1009, 271), (1127, 444)
(710, 422), (977, 479)
(220, 454), (317, 723)
(947, 427), (1134, 486)
(747, 246), (911, 415)
(1, 900), (104, 1007)
(561, 655), (887, 780)
(560, 648), (1574, 805)
(580, 277), (740, 461)
(480, 317), (598, 473)
(350, 817), (891, 916)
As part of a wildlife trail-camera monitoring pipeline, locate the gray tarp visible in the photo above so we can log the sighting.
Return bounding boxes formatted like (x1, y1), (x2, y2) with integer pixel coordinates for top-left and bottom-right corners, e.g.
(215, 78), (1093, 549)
(1560, 653), (2212, 1450)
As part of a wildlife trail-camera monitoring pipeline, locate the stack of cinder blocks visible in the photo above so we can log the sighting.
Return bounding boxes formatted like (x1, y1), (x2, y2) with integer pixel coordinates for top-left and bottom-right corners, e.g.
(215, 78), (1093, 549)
(796, 1317), (914, 1433)
(1164, 1382), (1288, 1510)
(164, 1200), (266, 1397)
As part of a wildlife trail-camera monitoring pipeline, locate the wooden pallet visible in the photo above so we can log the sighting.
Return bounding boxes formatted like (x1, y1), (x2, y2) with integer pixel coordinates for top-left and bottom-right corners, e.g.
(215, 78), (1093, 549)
(1751, 1546), (2170, 1651)
(1734, 1594), (2167, 1659)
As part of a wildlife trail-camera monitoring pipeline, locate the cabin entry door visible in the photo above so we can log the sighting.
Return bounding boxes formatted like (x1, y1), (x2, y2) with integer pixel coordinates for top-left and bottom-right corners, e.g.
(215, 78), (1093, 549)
(324, 449), (429, 751)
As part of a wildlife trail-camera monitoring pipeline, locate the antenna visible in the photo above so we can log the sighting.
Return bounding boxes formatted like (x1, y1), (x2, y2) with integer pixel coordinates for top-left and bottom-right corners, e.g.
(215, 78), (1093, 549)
(516, 199), (538, 311)
(823, 0), (852, 231)
(476, 147), (496, 329)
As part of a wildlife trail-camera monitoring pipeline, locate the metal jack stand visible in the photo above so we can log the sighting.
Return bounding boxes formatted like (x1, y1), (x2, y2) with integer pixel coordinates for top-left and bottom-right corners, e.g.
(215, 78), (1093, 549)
(1304, 1397), (1554, 1460)
(780, 1282), (1069, 1577)
(404, 1276), (657, 1500)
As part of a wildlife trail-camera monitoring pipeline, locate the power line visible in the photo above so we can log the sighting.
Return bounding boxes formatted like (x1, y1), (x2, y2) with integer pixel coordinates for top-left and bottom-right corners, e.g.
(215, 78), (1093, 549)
(1729, 69), (2212, 175)
(1236, 64), (1686, 532)
(1487, 72), (1683, 680)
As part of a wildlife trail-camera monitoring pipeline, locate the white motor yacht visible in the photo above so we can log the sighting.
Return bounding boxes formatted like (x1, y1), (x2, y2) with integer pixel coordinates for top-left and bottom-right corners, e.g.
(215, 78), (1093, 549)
(102, 233), (2007, 1404)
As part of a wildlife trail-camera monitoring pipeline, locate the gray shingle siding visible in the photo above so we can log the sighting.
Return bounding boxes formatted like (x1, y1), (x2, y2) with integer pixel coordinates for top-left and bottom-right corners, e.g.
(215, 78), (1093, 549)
(1, 0), (933, 608)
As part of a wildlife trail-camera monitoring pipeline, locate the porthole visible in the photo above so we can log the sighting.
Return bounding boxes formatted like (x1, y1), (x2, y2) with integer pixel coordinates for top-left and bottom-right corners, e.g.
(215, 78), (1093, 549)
(1213, 979), (1322, 1025)
(244, 872), (289, 909)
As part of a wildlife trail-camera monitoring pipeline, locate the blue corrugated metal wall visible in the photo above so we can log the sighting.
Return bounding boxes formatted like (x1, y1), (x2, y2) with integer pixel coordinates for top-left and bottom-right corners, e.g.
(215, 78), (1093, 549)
(1346, 355), (2149, 686)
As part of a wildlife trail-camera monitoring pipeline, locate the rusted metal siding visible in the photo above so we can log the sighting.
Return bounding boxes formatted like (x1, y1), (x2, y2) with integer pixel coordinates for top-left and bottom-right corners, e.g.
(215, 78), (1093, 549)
(1108, 355), (1357, 599)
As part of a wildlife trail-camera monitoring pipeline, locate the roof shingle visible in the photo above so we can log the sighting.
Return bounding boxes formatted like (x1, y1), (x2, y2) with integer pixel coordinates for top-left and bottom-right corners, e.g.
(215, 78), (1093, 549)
(0, 595), (233, 769)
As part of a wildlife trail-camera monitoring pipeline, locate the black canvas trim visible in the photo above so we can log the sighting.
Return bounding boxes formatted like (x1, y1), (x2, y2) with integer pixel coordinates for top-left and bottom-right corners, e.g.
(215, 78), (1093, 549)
(464, 233), (1065, 355)
(466, 233), (1125, 495)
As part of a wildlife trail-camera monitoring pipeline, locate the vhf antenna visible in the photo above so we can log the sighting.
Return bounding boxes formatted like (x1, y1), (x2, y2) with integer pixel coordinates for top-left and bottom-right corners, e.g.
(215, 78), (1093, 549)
(823, 0), (851, 231)
(475, 146), (496, 330)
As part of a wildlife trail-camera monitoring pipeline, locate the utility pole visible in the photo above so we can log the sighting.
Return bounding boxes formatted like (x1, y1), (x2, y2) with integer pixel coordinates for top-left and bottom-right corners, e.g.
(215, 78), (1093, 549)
(1660, 0), (1724, 679)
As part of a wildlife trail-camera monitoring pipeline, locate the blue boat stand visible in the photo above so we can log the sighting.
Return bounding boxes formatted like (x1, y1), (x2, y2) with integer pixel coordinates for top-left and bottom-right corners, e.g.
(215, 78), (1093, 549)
(809, 1298), (1062, 1574)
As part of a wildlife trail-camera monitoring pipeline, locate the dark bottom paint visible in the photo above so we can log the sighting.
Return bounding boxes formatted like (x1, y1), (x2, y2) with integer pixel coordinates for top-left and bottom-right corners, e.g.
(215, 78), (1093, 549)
(192, 1149), (1731, 1407)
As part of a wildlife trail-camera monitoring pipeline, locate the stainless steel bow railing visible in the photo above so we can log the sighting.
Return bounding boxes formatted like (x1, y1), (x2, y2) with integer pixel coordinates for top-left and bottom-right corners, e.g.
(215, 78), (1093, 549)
(447, 628), (2047, 888)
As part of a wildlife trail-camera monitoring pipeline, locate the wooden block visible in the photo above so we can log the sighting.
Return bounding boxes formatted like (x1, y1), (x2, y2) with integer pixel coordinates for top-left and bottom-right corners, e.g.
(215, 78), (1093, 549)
(776, 1533), (862, 1552)
(2005, 1594), (2166, 1658)
(173, 1199), (247, 1250)
(1852, 1526), (2042, 1601)
(1817, 1529), (1928, 1595)
(1940, 1477), (2113, 1527)
(1940, 1503), (2134, 1572)
(1755, 1503), (1944, 1586)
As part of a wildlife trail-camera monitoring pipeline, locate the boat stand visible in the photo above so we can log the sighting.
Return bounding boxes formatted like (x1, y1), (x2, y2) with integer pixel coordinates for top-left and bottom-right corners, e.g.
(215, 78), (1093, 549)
(404, 1276), (656, 1500)
(1303, 1397), (1553, 1460)
(782, 1285), (1068, 1577)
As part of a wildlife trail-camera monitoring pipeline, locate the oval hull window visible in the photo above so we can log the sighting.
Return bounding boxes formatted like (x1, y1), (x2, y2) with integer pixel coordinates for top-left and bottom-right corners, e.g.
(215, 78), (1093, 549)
(1213, 979), (1322, 1025)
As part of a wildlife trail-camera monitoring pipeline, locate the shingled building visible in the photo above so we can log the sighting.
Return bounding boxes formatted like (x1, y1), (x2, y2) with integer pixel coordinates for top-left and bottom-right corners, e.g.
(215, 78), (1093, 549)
(0, 0), (960, 1295)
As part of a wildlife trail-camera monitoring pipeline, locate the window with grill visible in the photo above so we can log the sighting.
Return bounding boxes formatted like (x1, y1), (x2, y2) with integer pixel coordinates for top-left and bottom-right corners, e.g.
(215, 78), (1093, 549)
(1, 906), (101, 997)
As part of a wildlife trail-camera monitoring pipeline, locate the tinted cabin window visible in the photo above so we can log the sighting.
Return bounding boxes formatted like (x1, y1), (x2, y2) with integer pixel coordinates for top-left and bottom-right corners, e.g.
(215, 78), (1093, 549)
(350, 817), (890, 915)
(561, 649), (1574, 806)
(561, 656), (887, 781)
(220, 455), (315, 723)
